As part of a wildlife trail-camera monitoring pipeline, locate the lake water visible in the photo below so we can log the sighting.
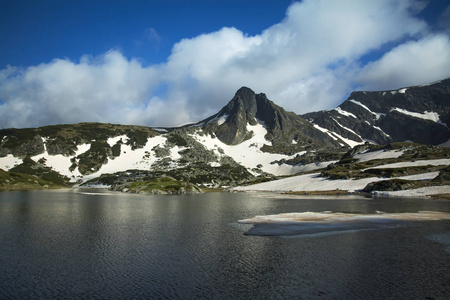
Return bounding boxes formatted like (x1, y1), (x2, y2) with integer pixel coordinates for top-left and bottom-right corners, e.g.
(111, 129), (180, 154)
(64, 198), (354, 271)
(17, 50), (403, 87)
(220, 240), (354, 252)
(0, 189), (449, 299)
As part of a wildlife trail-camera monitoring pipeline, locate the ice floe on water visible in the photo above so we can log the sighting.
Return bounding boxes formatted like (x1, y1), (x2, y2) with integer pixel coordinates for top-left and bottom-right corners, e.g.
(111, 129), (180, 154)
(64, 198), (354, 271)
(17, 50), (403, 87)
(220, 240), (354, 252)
(238, 211), (450, 236)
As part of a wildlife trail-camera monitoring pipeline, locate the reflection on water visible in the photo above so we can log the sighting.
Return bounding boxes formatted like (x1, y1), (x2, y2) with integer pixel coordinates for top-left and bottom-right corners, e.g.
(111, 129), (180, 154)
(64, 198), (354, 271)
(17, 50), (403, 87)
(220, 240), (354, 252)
(0, 189), (449, 299)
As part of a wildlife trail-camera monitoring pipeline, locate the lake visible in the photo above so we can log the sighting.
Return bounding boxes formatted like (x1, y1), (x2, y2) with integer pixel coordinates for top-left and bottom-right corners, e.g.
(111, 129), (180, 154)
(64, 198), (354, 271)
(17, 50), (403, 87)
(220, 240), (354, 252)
(0, 189), (449, 299)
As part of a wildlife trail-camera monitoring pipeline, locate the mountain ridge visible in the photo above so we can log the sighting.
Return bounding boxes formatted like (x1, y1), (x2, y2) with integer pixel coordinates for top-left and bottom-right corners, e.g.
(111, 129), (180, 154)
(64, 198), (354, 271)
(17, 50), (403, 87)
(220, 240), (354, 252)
(302, 78), (450, 146)
(1, 78), (449, 195)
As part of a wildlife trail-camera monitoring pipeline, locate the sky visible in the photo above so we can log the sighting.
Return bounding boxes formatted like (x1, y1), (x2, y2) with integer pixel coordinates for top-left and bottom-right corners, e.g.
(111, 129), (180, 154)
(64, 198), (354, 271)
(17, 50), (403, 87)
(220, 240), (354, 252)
(1, 0), (450, 129)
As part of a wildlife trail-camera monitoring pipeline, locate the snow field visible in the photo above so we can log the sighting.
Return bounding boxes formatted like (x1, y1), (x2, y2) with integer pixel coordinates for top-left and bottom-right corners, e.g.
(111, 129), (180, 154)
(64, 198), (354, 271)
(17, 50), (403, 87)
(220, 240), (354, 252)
(365, 159), (450, 170)
(232, 171), (440, 194)
(354, 149), (404, 162)
(0, 154), (23, 170)
(189, 121), (313, 176)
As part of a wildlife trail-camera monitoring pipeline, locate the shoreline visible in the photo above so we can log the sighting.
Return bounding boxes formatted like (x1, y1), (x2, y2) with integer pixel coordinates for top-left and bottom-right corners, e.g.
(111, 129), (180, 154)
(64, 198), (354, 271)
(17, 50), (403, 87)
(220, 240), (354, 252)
(2, 184), (450, 200)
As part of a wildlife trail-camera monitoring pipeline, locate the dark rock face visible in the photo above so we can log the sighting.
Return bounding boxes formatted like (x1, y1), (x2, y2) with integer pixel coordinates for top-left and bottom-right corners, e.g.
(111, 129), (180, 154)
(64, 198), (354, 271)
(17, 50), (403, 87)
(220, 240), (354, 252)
(303, 78), (450, 146)
(201, 87), (342, 150)
(363, 179), (415, 192)
(0, 129), (45, 158)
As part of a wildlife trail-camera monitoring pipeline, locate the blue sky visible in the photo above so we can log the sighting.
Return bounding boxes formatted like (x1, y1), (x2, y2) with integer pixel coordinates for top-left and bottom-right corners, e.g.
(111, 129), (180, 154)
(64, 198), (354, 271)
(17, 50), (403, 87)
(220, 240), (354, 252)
(1, 0), (450, 128)
(0, 0), (294, 67)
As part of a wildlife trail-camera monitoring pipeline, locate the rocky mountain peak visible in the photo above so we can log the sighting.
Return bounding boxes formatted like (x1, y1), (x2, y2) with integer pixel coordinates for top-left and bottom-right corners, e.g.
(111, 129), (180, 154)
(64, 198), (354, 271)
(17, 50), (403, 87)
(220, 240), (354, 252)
(201, 87), (341, 149)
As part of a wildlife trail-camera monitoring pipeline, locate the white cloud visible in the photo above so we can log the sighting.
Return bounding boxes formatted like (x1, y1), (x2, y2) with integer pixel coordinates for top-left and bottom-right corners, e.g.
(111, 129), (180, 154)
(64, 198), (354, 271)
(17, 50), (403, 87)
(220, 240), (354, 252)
(356, 34), (450, 90)
(0, 51), (166, 128)
(1, 0), (449, 129)
(158, 0), (430, 116)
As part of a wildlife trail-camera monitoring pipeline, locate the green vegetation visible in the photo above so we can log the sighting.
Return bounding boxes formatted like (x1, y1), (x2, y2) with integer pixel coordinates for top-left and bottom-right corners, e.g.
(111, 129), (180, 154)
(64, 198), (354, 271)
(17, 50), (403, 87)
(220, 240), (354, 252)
(0, 168), (65, 191)
(123, 176), (204, 195)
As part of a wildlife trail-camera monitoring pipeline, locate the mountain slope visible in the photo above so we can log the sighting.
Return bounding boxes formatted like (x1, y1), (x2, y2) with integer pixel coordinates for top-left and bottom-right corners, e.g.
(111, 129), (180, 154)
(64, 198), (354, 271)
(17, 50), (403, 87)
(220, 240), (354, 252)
(303, 78), (450, 147)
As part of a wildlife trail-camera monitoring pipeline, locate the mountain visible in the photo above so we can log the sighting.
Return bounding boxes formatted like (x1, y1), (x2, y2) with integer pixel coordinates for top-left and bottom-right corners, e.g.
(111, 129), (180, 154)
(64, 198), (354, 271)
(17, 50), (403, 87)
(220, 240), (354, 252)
(302, 78), (450, 147)
(1, 79), (450, 195)
(197, 87), (342, 151)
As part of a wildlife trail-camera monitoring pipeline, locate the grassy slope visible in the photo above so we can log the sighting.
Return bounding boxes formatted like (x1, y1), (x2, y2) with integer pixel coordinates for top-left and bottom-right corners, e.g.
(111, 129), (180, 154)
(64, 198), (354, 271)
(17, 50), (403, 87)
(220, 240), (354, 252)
(0, 168), (64, 191)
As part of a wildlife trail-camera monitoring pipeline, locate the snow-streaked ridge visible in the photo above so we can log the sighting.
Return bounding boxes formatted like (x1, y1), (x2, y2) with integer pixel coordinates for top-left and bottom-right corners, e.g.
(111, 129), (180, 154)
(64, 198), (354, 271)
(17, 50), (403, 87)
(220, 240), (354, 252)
(312, 123), (363, 148)
(349, 99), (384, 120)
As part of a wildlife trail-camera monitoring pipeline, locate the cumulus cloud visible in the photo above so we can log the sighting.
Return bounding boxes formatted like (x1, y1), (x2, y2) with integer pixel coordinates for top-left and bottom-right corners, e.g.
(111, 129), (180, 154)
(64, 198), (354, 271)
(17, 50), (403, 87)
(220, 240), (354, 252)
(159, 0), (430, 116)
(1, 0), (450, 129)
(356, 34), (450, 90)
(0, 51), (162, 128)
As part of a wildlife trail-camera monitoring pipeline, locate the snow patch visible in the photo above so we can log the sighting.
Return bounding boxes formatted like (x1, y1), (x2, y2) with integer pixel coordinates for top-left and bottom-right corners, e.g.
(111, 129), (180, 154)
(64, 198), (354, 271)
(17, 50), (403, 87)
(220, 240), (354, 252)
(313, 123), (363, 148)
(0, 154), (23, 170)
(334, 107), (357, 118)
(354, 149), (404, 162)
(107, 135), (128, 147)
(372, 126), (391, 138)
(366, 159), (450, 170)
(349, 100), (384, 120)
(390, 108), (443, 124)
(398, 88), (407, 94)
(332, 118), (361, 137)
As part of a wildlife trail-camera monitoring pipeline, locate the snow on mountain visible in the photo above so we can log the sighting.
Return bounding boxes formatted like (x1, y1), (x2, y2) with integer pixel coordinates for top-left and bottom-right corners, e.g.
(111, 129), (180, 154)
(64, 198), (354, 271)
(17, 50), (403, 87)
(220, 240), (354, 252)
(0, 154), (22, 170)
(232, 171), (442, 194)
(334, 107), (357, 118)
(31, 142), (91, 180)
(365, 158), (450, 170)
(349, 99), (384, 120)
(313, 124), (363, 148)
(190, 120), (311, 176)
(353, 149), (404, 162)
(390, 108), (443, 124)
(81, 135), (169, 182)
(303, 78), (450, 146)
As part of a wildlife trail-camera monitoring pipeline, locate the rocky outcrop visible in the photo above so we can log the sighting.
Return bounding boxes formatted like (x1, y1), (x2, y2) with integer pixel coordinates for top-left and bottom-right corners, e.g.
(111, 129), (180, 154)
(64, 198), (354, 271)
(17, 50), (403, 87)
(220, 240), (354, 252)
(363, 179), (415, 192)
(0, 129), (45, 158)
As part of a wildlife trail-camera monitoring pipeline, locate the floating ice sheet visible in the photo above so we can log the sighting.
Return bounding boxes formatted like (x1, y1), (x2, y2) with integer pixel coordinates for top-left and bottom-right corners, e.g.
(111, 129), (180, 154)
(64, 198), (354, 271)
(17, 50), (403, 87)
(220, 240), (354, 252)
(238, 211), (450, 236)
